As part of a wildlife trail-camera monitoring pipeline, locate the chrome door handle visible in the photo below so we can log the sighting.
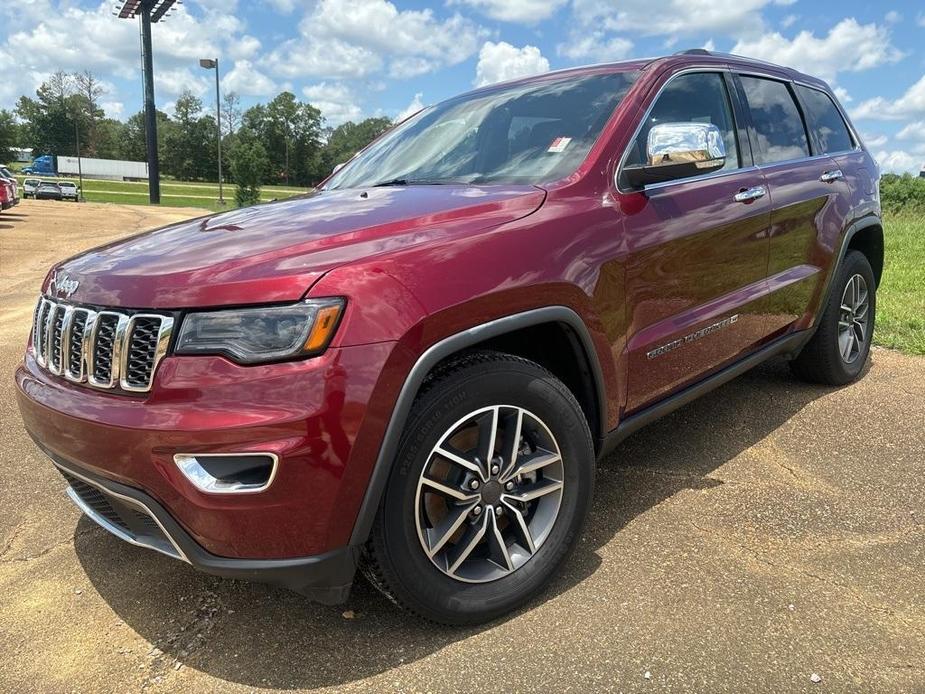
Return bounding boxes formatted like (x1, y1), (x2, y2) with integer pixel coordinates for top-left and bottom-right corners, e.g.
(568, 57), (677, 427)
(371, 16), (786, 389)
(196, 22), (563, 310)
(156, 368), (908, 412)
(734, 186), (766, 203)
(820, 169), (844, 183)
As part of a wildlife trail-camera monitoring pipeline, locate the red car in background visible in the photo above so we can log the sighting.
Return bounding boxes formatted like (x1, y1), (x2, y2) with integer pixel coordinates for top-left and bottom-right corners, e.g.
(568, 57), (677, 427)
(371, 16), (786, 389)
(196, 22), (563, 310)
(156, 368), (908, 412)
(0, 166), (20, 207)
(0, 178), (16, 210)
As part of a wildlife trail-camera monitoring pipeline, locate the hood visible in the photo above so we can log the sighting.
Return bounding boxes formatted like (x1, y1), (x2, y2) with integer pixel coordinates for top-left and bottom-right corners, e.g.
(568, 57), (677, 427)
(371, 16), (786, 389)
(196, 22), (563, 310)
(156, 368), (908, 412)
(46, 185), (546, 308)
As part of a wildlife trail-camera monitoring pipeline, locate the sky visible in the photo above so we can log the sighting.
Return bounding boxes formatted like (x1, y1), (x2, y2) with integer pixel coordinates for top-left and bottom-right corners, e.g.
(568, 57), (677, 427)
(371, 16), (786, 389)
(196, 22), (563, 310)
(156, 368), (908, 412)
(1, 0), (924, 173)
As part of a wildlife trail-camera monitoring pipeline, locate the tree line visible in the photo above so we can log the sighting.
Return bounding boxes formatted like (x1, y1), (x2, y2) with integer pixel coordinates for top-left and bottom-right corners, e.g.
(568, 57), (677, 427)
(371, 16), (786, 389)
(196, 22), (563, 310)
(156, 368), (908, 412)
(0, 71), (394, 197)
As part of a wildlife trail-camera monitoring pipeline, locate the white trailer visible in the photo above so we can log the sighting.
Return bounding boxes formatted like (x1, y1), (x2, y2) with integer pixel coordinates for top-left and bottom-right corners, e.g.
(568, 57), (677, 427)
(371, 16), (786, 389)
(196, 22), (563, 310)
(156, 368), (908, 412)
(57, 156), (149, 181)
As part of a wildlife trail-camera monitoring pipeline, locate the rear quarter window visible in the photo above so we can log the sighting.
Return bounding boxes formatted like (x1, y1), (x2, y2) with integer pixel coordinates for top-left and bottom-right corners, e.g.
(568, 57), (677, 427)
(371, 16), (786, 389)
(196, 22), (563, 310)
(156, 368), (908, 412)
(739, 76), (810, 165)
(795, 85), (855, 154)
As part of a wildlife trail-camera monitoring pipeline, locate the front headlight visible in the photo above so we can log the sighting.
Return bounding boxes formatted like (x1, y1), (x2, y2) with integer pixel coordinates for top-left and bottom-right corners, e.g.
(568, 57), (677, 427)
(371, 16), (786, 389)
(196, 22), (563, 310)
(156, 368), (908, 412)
(175, 298), (345, 364)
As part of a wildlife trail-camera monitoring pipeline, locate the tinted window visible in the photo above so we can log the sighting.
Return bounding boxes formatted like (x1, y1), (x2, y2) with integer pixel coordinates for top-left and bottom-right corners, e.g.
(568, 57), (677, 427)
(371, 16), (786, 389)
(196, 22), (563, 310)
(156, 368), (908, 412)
(796, 85), (854, 154)
(625, 72), (740, 176)
(740, 76), (809, 164)
(327, 71), (638, 188)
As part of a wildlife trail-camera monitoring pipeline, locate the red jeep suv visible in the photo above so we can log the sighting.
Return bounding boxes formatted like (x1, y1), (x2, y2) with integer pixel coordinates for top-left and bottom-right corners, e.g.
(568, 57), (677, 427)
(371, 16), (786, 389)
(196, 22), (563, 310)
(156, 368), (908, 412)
(16, 51), (882, 624)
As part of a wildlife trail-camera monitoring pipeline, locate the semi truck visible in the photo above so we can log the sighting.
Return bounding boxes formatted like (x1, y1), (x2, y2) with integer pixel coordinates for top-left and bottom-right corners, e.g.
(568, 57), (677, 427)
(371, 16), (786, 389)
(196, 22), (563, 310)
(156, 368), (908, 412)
(23, 155), (148, 181)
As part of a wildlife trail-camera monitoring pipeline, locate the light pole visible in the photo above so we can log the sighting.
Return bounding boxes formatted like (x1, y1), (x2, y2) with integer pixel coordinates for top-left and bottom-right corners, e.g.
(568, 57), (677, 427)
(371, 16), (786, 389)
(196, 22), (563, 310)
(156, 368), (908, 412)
(199, 58), (224, 205)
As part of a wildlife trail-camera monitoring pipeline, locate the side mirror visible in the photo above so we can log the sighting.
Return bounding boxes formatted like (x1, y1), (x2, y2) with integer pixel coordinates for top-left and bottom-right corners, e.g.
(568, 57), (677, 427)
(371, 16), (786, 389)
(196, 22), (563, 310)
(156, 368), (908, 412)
(624, 122), (726, 188)
(331, 162), (346, 175)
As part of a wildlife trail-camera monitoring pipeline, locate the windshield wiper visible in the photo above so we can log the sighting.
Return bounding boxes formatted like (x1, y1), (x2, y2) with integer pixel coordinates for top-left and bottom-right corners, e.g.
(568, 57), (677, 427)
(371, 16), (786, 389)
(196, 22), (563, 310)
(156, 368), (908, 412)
(371, 177), (468, 187)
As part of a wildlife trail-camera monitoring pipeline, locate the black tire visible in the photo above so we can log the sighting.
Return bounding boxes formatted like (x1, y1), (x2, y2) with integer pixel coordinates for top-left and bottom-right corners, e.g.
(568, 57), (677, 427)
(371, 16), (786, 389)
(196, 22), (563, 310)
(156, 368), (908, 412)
(364, 350), (594, 625)
(791, 250), (876, 385)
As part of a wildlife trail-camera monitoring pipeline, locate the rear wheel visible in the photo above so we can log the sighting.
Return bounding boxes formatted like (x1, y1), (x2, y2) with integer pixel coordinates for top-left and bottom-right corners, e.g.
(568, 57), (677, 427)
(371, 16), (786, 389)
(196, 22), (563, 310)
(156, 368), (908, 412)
(364, 351), (594, 624)
(791, 250), (876, 385)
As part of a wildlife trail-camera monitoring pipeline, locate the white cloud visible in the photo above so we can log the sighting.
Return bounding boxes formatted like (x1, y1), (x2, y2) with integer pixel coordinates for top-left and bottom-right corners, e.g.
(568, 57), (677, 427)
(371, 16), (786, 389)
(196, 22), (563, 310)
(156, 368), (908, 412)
(396, 93), (425, 122)
(0, 0), (259, 110)
(731, 19), (903, 84)
(781, 14), (798, 28)
(853, 76), (925, 121)
(896, 122), (925, 141)
(874, 150), (923, 174)
(557, 32), (633, 63)
(99, 100), (125, 120)
(262, 0), (296, 12)
(884, 11), (902, 24)
(223, 60), (278, 97)
(474, 41), (550, 88)
(571, 0), (788, 38)
(861, 133), (888, 148)
(158, 69), (211, 100)
(265, 0), (487, 82)
(303, 82), (362, 126)
(450, 0), (568, 24)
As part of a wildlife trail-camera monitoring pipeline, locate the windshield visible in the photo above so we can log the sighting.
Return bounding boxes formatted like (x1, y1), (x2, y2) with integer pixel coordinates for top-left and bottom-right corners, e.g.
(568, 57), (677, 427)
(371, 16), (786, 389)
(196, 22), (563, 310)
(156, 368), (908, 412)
(326, 71), (638, 189)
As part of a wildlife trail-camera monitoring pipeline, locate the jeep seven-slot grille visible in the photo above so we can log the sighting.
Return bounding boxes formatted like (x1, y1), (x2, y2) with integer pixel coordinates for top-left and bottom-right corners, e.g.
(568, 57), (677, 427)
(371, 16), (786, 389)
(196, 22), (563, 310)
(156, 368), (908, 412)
(32, 298), (174, 393)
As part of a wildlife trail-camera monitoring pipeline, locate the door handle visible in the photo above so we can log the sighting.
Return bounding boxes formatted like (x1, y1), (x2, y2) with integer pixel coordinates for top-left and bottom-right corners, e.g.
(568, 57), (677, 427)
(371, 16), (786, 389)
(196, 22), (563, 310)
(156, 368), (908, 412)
(820, 169), (844, 183)
(734, 186), (766, 203)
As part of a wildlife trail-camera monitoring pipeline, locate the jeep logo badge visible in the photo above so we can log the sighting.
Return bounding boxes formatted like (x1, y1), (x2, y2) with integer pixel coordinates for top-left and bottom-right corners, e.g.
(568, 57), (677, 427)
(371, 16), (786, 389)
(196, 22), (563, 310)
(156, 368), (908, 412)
(50, 271), (80, 299)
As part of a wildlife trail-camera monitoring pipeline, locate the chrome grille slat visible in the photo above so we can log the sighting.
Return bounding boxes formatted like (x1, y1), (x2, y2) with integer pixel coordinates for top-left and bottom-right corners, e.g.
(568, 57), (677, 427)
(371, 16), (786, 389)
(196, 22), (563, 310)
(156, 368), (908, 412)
(31, 298), (172, 394)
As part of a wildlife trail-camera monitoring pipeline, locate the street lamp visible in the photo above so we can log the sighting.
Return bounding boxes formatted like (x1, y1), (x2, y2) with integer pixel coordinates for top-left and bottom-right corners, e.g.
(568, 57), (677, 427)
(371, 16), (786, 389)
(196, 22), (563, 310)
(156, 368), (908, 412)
(199, 57), (224, 205)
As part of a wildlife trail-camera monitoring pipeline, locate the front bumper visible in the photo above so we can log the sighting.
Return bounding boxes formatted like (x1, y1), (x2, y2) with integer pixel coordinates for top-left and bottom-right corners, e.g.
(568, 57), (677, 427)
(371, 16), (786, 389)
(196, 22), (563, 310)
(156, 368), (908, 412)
(50, 453), (357, 603)
(16, 340), (394, 562)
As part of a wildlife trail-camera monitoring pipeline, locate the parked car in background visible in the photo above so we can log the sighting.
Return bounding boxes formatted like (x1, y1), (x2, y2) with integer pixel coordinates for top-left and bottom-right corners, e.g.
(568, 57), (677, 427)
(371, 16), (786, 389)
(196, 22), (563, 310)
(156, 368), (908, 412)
(17, 50), (882, 625)
(0, 179), (14, 210)
(58, 181), (80, 202)
(34, 182), (63, 201)
(0, 166), (20, 205)
(23, 178), (41, 199)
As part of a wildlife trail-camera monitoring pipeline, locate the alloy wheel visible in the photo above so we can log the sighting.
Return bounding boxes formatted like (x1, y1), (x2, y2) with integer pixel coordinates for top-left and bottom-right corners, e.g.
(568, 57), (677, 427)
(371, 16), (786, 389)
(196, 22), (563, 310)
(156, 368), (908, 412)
(838, 273), (870, 364)
(414, 405), (565, 583)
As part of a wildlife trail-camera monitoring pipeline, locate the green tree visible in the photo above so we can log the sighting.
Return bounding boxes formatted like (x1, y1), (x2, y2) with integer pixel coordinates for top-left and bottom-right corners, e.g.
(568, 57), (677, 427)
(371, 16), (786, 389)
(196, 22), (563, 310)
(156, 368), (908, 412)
(239, 92), (323, 186)
(230, 136), (268, 207)
(124, 109), (174, 164)
(163, 91), (218, 180)
(0, 109), (19, 163)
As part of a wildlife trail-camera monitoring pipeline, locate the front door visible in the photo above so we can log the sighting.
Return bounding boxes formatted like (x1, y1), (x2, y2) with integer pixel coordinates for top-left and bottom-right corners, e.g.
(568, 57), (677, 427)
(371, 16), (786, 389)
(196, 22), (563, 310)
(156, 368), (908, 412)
(618, 70), (773, 412)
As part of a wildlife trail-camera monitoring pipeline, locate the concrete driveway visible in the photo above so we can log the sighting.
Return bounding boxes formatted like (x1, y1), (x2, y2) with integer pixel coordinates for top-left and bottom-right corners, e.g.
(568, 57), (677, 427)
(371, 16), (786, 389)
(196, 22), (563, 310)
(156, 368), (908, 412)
(1, 200), (923, 692)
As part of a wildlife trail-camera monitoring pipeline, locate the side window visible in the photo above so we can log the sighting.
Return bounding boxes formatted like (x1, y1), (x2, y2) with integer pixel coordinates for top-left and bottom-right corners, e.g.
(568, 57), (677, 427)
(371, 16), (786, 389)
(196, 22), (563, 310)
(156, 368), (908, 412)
(739, 76), (810, 164)
(795, 85), (855, 154)
(625, 72), (740, 177)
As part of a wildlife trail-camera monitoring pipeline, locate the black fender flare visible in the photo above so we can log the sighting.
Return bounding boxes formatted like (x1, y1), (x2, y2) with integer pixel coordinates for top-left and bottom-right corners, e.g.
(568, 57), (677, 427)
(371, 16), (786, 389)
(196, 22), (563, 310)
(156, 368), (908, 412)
(348, 306), (607, 546)
(813, 214), (883, 329)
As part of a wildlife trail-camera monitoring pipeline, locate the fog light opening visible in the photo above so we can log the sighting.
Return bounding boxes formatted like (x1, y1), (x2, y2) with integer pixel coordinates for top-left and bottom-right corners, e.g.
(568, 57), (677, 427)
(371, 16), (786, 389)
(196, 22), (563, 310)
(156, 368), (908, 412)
(174, 453), (279, 494)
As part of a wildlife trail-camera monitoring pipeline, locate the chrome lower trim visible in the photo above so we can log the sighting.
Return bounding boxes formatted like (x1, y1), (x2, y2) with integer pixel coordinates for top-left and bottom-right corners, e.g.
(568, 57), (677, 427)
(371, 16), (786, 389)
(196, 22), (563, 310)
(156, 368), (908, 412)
(173, 452), (280, 494)
(57, 463), (190, 563)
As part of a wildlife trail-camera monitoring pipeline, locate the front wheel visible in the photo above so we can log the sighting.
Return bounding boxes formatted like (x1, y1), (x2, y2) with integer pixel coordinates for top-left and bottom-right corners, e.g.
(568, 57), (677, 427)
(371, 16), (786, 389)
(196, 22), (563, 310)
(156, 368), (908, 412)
(791, 250), (876, 385)
(364, 351), (594, 624)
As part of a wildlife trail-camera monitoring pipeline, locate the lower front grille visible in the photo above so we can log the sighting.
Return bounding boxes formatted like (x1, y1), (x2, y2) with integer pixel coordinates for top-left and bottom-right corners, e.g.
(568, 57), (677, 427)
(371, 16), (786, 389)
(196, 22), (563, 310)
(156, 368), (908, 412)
(59, 469), (186, 562)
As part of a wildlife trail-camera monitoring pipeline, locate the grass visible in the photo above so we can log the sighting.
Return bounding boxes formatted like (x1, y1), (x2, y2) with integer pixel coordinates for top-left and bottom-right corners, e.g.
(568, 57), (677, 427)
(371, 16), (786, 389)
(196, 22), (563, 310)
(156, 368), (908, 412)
(11, 172), (309, 210)
(874, 212), (925, 355)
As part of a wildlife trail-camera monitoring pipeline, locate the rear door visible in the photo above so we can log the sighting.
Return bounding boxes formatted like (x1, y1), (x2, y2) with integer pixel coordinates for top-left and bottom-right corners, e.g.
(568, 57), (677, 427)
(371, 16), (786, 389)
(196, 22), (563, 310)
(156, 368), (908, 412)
(736, 74), (850, 331)
(619, 70), (773, 412)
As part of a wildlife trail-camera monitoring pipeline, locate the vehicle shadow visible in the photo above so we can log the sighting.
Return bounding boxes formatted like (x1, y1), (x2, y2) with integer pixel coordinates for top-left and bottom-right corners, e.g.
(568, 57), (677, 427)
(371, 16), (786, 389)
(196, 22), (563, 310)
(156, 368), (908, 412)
(74, 356), (847, 689)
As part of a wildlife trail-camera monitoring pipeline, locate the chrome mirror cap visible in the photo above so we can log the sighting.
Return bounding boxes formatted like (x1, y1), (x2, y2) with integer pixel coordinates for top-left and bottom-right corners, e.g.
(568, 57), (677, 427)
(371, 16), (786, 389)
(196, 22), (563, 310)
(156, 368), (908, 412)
(646, 122), (726, 169)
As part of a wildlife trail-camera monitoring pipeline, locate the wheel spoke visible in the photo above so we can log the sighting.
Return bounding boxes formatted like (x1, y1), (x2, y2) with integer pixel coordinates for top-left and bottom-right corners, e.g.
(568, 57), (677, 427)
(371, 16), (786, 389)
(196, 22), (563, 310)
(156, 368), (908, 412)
(486, 512), (514, 571)
(446, 514), (489, 576)
(854, 303), (869, 321)
(501, 448), (562, 482)
(476, 406), (500, 473)
(854, 320), (865, 344)
(504, 477), (563, 503)
(421, 476), (480, 502)
(499, 407), (523, 480)
(435, 445), (487, 480)
(425, 502), (478, 557)
(501, 499), (536, 554)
